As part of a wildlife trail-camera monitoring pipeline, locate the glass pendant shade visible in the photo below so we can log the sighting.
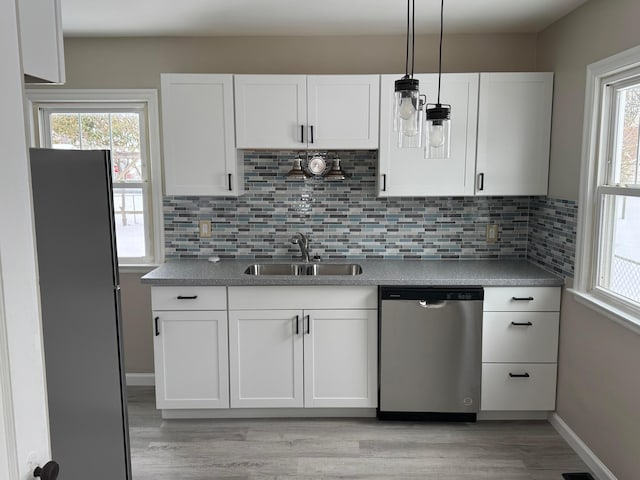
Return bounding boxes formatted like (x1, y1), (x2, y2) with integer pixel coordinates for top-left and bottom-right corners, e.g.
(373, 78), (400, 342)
(425, 104), (451, 159)
(394, 77), (424, 148)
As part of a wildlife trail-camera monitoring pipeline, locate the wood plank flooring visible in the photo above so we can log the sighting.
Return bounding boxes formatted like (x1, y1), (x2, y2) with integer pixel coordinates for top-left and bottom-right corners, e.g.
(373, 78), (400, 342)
(127, 387), (590, 479)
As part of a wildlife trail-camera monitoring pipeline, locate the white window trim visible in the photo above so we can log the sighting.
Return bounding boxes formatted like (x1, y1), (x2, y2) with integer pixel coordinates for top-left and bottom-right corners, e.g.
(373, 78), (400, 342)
(25, 89), (164, 269)
(574, 45), (640, 334)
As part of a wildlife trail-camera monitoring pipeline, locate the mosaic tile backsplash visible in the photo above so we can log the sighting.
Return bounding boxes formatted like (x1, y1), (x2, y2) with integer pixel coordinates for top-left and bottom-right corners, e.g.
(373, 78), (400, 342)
(164, 150), (538, 261)
(527, 196), (578, 279)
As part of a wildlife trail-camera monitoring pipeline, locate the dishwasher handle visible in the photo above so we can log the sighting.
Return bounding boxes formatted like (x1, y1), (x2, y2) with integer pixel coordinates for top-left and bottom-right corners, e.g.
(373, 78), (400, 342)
(418, 300), (448, 309)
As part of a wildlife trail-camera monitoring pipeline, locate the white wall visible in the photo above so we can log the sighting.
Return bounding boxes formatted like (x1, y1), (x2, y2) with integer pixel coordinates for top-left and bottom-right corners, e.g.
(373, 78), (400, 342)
(0, 0), (51, 478)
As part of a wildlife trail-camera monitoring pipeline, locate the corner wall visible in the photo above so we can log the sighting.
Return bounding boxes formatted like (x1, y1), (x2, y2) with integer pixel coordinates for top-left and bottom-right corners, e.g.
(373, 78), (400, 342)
(537, 1), (640, 478)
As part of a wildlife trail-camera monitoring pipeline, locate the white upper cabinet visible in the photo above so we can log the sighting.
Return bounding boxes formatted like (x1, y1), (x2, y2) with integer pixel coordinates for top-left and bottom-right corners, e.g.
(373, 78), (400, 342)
(18, 0), (65, 83)
(475, 72), (553, 196)
(307, 76), (379, 149)
(378, 73), (479, 197)
(161, 74), (243, 196)
(234, 75), (307, 149)
(234, 74), (379, 149)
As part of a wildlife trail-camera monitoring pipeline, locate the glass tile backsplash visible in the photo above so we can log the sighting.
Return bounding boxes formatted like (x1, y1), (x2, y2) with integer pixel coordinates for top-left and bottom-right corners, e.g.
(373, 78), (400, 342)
(163, 150), (577, 277)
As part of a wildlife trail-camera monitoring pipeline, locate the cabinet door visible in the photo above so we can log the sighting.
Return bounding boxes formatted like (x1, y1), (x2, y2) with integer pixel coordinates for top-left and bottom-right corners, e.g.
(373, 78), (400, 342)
(303, 309), (377, 408)
(475, 72), (553, 196)
(378, 73), (479, 197)
(234, 75), (307, 149)
(18, 0), (65, 83)
(228, 310), (303, 408)
(161, 74), (241, 196)
(153, 310), (229, 409)
(307, 75), (380, 149)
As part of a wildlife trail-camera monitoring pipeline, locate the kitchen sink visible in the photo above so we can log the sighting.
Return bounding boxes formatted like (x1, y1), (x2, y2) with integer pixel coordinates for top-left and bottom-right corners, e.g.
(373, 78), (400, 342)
(305, 263), (363, 276)
(243, 263), (363, 276)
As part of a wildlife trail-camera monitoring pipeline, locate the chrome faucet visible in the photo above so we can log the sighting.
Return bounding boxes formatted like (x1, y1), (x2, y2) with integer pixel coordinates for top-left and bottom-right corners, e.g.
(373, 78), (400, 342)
(290, 232), (310, 262)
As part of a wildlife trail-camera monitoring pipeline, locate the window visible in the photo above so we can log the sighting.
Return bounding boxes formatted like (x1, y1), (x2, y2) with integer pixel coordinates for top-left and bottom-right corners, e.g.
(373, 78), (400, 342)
(576, 46), (640, 328)
(27, 91), (163, 266)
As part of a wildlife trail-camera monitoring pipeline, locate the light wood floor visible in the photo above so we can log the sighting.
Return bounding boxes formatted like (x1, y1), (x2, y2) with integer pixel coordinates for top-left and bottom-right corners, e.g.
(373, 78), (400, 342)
(127, 387), (590, 480)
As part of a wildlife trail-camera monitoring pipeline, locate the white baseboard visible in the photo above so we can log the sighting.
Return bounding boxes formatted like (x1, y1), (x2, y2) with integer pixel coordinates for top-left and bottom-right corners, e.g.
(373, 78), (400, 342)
(549, 413), (617, 480)
(125, 373), (155, 386)
(162, 408), (377, 420)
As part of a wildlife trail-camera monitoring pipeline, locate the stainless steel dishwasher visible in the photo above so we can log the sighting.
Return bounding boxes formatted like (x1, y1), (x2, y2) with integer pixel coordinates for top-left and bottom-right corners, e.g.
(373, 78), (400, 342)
(378, 286), (483, 421)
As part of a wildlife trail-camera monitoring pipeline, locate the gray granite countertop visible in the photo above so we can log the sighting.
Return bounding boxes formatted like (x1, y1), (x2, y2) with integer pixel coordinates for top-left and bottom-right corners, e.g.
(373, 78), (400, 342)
(140, 259), (563, 287)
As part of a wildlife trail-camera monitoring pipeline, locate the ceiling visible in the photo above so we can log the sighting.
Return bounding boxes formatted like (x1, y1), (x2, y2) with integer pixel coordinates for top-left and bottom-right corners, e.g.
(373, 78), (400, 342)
(61, 0), (589, 38)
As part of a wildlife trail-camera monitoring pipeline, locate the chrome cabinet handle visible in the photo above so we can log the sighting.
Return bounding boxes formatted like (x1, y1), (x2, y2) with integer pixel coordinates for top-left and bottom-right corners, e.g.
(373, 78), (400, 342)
(509, 372), (530, 378)
(382, 174), (387, 192)
(300, 125), (305, 143)
(511, 296), (534, 301)
(228, 173), (233, 191)
(305, 315), (310, 335)
(154, 316), (160, 336)
(177, 295), (198, 300)
(295, 315), (300, 335)
(309, 125), (315, 144)
(511, 321), (533, 326)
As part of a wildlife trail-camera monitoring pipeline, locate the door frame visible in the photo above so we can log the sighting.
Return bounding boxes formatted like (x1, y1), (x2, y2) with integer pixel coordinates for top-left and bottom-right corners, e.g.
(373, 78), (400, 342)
(0, 256), (19, 479)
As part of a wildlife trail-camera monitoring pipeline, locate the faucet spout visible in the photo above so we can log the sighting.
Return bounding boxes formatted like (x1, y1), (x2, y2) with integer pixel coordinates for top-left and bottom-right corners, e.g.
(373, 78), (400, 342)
(290, 232), (310, 262)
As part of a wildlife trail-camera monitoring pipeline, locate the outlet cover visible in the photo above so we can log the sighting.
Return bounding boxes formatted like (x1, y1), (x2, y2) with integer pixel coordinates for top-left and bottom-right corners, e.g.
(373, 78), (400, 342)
(199, 220), (212, 238)
(486, 224), (498, 243)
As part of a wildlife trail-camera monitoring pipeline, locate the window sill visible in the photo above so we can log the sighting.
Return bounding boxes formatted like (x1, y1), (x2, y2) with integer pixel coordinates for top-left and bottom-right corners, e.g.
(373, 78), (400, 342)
(567, 288), (640, 336)
(119, 264), (159, 274)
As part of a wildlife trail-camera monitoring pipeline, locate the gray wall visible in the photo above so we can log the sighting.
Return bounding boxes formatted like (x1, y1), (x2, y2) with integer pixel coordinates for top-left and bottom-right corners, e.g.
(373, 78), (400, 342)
(62, 33), (537, 89)
(537, 1), (640, 478)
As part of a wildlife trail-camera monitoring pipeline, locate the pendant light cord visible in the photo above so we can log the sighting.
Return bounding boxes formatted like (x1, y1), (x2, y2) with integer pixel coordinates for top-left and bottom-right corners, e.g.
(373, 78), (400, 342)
(404, 0), (417, 78)
(437, 0), (444, 104)
(404, 0), (410, 77)
(411, 0), (416, 78)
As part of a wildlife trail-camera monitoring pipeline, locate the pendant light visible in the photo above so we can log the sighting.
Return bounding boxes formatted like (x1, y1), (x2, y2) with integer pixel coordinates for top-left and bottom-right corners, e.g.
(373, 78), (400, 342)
(425, 0), (451, 159)
(394, 0), (425, 149)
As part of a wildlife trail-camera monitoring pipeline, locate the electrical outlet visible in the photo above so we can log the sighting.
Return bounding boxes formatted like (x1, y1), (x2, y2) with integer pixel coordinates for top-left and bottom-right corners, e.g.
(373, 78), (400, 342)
(486, 224), (498, 243)
(199, 220), (212, 238)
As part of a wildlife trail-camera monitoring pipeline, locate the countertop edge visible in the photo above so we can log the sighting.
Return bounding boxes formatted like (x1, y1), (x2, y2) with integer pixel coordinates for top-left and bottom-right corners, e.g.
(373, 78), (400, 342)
(139, 259), (564, 288)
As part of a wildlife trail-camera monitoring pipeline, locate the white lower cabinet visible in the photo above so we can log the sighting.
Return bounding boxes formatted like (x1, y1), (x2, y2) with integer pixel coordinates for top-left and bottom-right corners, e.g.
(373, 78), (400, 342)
(304, 309), (377, 408)
(481, 286), (561, 412)
(151, 287), (229, 409)
(228, 309), (304, 408)
(481, 363), (557, 411)
(228, 286), (378, 409)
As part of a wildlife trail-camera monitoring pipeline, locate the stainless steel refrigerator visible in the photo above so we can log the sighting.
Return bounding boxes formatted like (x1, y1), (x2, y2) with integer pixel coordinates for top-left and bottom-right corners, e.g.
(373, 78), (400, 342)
(30, 148), (131, 480)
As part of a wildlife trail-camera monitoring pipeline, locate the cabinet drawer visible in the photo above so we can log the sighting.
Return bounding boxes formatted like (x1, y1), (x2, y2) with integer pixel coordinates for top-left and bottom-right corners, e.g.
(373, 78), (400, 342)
(482, 312), (559, 363)
(151, 286), (227, 311)
(483, 287), (560, 312)
(481, 363), (557, 411)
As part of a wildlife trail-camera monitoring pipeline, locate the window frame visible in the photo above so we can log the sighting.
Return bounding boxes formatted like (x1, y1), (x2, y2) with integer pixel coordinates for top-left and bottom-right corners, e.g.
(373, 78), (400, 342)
(25, 90), (164, 269)
(574, 45), (640, 334)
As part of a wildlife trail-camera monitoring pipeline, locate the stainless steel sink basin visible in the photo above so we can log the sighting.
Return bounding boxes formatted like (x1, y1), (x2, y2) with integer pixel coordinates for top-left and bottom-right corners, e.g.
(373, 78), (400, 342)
(306, 263), (363, 276)
(243, 263), (308, 276)
(243, 263), (363, 276)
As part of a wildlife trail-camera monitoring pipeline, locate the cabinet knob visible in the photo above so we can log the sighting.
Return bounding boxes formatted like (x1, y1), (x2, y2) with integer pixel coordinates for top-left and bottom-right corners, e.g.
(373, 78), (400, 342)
(33, 461), (59, 480)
